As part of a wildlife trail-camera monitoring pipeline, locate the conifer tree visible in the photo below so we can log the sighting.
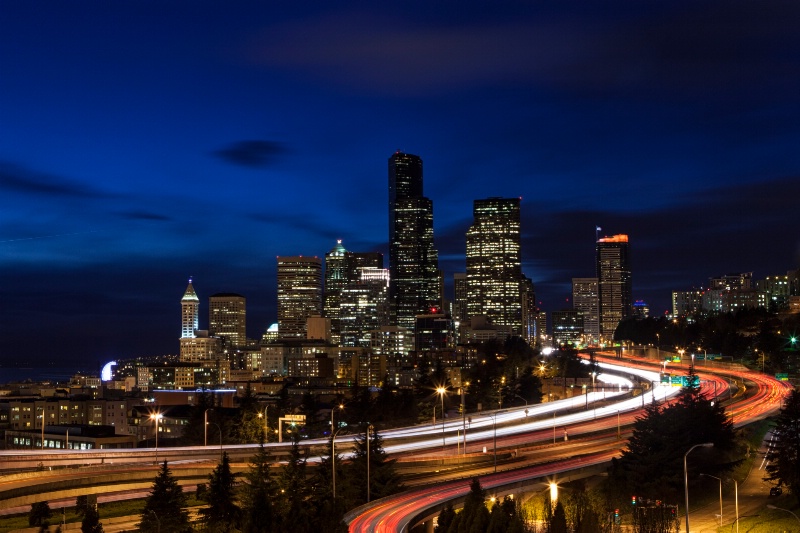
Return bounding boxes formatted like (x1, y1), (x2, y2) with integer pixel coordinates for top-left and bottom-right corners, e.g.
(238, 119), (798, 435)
(139, 461), (190, 533)
(275, 431), (313, 531)
(240, 438), (277, 533)
(765, 389), (800, 504)
(29, 501), (51, 530)
(199, 452), (241, 532)
(80, 505), (104, 533)
(348, 425), (403, 506)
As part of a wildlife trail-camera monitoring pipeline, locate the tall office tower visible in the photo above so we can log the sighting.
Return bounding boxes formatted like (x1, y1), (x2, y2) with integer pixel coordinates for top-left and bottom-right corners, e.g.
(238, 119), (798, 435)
(339, 267), (390, 347)
(277, 256), (322, 339)
(181, 279), (199, 339)
(453, 273), (467, 323)
(596, 234), (632, 339)
(572, 277), (599, 343)
(388, 151), (440, 329)
(324, 240), (348, 344)
(521, 275), (536, 344)
(209, 293), (246, 349)
(465, 197), (523, 335)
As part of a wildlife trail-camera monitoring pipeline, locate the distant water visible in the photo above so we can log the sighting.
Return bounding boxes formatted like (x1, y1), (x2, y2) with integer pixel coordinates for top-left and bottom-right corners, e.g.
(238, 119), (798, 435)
(0, 366), (93, 385)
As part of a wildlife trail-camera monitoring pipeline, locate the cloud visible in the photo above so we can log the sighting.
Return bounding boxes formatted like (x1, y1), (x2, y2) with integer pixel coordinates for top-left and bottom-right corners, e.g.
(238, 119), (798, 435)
(120, 211), (171, 221)
(0, 162), (106, 198)
(244, 2), (800, 99)
(214, 140), (286, 168)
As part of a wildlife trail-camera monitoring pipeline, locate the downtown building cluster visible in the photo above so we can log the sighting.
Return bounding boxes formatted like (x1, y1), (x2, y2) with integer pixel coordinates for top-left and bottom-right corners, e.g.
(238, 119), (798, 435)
(160, 152), (544, 392)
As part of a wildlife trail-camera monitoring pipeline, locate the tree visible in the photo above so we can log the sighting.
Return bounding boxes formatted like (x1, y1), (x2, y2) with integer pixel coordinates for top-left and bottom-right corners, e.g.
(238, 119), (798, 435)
(234, 386), (263, 444)
(608, 378), (740, 503)
(199, 452), (241, 532)
(275, 431), (313, 531)
(138, 461), (191, 533)
(307, 433), (349, 532)
(435, 503), (455, 532)
(348, 426), (404, 506)
(29, 501), (52, 529)
(765, 389), (800, 504)
(240, 440), (277, 533)
(81, 505), (104, 533)
(551, 501), (568, 533)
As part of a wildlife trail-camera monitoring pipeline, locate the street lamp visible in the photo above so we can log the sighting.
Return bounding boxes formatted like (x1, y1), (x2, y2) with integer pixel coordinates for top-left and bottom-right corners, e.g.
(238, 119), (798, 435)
(684, 443), (713, 533)
(209, 422), (223, 462)
(436, 387), (446, 453)
(366, 424), (374, 503)
(488, 413), (498, 473)
(204, 408), (214, 447)
(37, 406), (45, 450)
(150, 413), (163, 464)
(699, 473), (722, 526)
(767, 505), (800, 525)
(257, 405), (270, 442)
(332, 426), (345, 500)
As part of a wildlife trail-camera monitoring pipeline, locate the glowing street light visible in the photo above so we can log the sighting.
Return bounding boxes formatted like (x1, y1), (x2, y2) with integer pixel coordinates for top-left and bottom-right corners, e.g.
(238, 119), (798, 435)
(150, 413), (163, 464)
(436, 387), (446, 453)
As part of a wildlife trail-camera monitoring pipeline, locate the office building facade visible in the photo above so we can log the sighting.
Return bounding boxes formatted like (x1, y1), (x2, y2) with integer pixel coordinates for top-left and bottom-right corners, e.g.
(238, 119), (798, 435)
(465, 197), (522, 335)
(596, 234), (632, 338)
(388, 151), (441, 330)
(277, 256), (323, 339)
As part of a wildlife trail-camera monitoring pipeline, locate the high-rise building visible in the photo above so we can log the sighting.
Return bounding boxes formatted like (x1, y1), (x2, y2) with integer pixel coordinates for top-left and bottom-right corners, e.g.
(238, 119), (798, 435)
(277, 256), (322, 339)
(453, 273), (467, 323)
(324, 240), (348, 344)
(521, 275), (536, 344)
(552, 309), (583, 346)
(339, 267), (391, 347)
(388, 152), (440, 329)
(572, 277), (599, 343)
(181, 279), (199, 339)
(209, 293), (246, 349)
(465, 197), (522, 335)
(596, 234), (632, 338)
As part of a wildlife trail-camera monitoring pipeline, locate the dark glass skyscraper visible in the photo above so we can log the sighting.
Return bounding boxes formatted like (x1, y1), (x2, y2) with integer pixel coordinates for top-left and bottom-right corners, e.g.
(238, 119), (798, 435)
(596, 234), (632, 339)
(388, 151), (440, 329)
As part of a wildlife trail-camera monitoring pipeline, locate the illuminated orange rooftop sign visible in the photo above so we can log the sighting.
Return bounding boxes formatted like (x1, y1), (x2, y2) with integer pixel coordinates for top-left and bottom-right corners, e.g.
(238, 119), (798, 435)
(597, 234), (629, 243)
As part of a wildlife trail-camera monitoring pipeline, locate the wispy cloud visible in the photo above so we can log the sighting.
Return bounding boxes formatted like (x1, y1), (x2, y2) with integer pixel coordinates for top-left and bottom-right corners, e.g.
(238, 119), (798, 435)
(0, 162), (106, 198)
(214, 140), (286, 168)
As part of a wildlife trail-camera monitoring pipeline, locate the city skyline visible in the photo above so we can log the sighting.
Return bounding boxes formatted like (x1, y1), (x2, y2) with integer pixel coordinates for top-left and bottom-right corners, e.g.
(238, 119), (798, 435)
(1, 2), (799, 366)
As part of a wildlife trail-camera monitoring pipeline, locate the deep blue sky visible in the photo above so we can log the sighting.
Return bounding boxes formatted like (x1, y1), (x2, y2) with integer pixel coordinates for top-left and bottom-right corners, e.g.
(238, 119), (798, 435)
(1, 1), (799, 368)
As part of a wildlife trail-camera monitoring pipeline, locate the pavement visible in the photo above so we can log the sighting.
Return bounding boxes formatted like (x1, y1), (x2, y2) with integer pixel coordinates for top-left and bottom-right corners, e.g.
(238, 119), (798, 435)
(687, 431), (780, 533)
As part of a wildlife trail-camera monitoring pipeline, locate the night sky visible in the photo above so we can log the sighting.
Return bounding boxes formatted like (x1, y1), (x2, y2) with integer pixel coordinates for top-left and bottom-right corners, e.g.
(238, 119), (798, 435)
(1, 1), (799, 368)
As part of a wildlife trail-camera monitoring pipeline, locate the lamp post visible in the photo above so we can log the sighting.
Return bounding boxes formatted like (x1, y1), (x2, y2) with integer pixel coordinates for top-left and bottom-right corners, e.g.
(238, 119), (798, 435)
(460, 386), (467, 455)
(257, 405), (270, 442)
(148, 510), (161, 533)
(209, 422), (222, 462)
(204, 408), (214, 447)
(150, 413), (163, 464)
(767, 505), (800, 525)
(332, 426), (345, 500)
(38, 407), (45, 450)
(366, 424), (374, 503)
(699, 473), (723, 526)
(488, 413), (497, 473)
(684, 443), (713, 533)
(436, 387), (446, 453)
(734, 479), (739, 533)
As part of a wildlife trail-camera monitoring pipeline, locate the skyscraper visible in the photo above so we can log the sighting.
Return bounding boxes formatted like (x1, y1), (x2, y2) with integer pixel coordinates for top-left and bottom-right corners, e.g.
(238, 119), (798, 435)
(453, 273), (467, 323)
(388, 151), (440, 329)
(181, 278), (199, 339)
(596, 234), (632, 338)
(277, 256), (322, 339)
(465, 197), (522, 335)
(209, 293), (246, 349)
(324, 240), (348, 344)
(572, 277), (599, 343)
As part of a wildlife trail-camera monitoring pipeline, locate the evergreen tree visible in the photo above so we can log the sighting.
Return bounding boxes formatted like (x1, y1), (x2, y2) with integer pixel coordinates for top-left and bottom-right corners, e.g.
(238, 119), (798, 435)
(551, 501), (568, 533)
(307, 433), (348, 532)
(456, 478), (490, 533)
(80, 505), (104, 533)
(348, 425), (404, 506)
(139, 461), (191, 533)
(240, 440), (277, 533)
(199, 452), (241, 532)
(608, 378), (739, 503)
(29, 501), (51, 529)
(435, 503), (455, 532)
(275, 432), (313, 531)
(75, 495), (91, 517)
(765, 389), (800, 504)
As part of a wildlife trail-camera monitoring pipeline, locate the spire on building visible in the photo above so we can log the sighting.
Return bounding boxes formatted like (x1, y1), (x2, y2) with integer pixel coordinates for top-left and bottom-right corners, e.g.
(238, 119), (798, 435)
(181, 278), (199, 339)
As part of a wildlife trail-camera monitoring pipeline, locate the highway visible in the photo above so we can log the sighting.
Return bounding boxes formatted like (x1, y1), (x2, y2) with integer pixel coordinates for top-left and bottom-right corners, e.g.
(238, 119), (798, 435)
(344, 354), (792, 532)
